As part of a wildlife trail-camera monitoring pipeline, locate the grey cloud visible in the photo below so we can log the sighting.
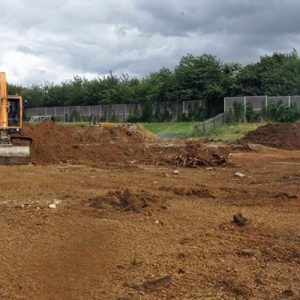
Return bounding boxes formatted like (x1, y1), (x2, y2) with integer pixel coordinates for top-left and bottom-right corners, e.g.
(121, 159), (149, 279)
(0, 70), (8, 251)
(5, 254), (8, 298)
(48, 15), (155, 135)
(0, 0), (299, 85)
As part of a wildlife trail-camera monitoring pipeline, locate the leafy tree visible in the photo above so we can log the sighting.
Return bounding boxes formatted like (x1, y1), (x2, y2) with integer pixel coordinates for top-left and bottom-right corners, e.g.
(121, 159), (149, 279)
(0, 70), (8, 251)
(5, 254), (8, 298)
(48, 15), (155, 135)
(175, 54), (226, 117)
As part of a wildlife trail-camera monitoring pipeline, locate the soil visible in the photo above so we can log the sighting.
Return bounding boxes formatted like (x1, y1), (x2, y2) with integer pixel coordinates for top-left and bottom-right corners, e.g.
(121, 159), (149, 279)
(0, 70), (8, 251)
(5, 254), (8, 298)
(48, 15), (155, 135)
(1, 121), (300, 299)
(20, 120), (152, 165)
(242, 123), (300, 150)
(19, 120), (231, 168)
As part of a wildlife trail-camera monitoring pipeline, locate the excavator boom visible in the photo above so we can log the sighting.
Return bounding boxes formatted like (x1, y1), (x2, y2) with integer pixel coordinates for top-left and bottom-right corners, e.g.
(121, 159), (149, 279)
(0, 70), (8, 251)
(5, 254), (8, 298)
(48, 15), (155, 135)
(0, 72), (31, 164)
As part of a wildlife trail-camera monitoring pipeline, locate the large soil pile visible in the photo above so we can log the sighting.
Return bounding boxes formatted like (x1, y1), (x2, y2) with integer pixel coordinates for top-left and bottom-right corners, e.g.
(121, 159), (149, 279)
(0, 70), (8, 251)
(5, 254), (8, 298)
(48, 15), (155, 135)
(21, 120), (151, 164)
(242, 123), (300, 150)
(20, 121), (230, 166)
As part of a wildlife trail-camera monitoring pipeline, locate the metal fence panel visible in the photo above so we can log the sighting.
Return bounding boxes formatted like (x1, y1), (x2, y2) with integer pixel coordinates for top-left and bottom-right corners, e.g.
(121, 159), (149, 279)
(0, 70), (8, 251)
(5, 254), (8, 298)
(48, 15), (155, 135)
(268, 96), (289, 105)
(245, 96), (266, 111)
(291, 96), (300, 107)
(25, 100), (204, 122)
(224, 97), (244, 112)
(225, 95), (300, 112)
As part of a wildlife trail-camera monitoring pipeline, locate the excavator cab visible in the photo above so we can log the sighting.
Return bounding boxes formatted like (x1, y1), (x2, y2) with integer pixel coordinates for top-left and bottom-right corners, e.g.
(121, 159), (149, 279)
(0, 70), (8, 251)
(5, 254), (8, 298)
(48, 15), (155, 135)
(8, 97), (22, 128)
(0, 72), (31, 164)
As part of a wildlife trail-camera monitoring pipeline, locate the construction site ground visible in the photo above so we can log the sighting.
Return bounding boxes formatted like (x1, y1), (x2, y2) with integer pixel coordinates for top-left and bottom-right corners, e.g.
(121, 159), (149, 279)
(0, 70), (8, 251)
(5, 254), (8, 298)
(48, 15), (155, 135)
(1, 122), (300, 299)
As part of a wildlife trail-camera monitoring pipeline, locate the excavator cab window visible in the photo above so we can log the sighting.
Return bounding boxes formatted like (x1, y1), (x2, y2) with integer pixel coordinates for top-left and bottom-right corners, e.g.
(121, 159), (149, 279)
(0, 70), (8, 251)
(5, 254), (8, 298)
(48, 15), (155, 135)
(8, 100), (20, 127)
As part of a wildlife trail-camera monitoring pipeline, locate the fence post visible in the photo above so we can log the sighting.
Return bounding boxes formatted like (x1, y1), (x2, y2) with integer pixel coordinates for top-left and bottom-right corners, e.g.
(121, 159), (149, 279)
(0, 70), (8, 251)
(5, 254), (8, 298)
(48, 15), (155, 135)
(243, 96), (247, 123)
(265, 95), (268, 108)
(288, 96), (291, 108)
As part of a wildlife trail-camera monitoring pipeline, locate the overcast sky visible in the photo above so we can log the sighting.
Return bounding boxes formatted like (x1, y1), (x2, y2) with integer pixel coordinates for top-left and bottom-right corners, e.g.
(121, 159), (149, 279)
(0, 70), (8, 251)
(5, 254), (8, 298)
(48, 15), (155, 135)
(0, 0), (299, 85)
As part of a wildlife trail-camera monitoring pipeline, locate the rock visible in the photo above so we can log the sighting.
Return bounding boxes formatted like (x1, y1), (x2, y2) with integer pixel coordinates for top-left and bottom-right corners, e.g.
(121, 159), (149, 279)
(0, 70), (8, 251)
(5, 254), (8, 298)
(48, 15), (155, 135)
(206, 167), (214, 171)
(53, 199), (61, 205)
(237, 249), (254, 257)
(234, 172), (246, 178)
(173, 170), (180, 175)
(48, 203), (57, 209)
(124, 279), (144, 291)
(131, 257), (143, 267)
(143, 275), (172, 292)
(233, 212), (247, 226)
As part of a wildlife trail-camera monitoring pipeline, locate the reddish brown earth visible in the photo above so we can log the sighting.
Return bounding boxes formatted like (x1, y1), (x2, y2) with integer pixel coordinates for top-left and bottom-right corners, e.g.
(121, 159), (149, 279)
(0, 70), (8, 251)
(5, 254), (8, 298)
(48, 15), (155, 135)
(20, 121), (229, 167)
(242, 123), (300, 150)
(0, 122), (299, 299)
(20, 120), (152, 165)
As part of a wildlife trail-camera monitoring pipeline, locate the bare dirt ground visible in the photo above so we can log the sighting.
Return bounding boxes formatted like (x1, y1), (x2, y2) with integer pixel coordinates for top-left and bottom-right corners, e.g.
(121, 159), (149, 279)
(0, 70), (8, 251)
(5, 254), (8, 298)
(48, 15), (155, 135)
(0, 142), (300, 299)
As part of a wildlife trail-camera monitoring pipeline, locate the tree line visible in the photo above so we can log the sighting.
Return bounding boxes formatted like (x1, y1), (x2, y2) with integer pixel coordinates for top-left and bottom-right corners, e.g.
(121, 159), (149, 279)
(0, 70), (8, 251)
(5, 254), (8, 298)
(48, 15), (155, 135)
(8, 50), (300, 118)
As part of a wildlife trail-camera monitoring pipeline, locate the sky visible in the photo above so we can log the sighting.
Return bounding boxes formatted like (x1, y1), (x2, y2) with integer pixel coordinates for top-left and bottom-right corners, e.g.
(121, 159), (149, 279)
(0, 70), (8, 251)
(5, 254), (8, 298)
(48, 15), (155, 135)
(0, 0), (299, 85)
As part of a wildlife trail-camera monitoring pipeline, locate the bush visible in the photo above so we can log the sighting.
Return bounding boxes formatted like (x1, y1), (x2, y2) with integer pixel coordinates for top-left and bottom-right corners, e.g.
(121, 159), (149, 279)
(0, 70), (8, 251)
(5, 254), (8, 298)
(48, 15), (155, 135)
(192, 104), (205, 121)
(262, 101), (300, 122)
(140, 103), (153, 122)
(127, 111), (142, 123)
(233, 102), (244, 122)
(245, 103), (257, 122)
(70, 110), (80, 122)
(226, 108), (235, 123)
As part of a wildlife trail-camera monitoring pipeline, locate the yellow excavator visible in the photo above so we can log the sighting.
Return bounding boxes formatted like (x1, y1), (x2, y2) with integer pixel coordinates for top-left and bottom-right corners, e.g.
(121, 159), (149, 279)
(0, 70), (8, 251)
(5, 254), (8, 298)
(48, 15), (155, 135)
(0, 72), (31, 164)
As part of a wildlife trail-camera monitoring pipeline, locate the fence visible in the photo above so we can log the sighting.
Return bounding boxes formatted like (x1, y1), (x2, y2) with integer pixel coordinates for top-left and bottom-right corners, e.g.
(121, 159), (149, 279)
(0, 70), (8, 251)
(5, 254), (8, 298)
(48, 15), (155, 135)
(224, 95), (300, 114)
(194, 113), (225, 135)
(24, 100), (203, 122)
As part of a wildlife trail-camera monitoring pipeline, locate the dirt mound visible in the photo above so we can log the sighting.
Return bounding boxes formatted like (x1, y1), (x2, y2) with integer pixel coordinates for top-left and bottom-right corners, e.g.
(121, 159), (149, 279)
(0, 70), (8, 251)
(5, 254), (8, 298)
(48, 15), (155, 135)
(242, 123), (300, 150)
(158, 141), (229, 167)
(88, 189), (167, 212)
(20, 120), (151, 164)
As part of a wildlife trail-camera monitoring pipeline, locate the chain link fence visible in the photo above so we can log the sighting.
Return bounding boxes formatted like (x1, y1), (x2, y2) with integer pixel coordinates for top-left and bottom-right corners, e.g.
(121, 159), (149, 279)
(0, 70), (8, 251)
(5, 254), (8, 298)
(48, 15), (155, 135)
(224, 95), (300, 113)
(24, 100), (203, 122)
(194, 113), (225, 135)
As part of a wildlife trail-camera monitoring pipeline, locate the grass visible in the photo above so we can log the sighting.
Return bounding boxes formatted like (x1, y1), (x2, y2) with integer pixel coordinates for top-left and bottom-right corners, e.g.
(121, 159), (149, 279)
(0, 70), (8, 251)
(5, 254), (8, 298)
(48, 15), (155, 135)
(142, 122), (198, 138)
(143, 122), (265, 141)
(204, 123), (266, 141)
(42, 120), (265, 141)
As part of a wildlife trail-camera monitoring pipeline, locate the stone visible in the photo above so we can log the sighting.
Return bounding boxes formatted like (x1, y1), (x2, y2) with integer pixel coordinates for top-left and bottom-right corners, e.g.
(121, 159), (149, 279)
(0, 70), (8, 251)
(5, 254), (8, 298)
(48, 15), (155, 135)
(124, 279), (144, 291)
(48, 203), (57, 209)
(237, 249), (254, 257)
(234, 172), (246, 178)
(143, 275), (172, 292)
(233, 212), (247, 226)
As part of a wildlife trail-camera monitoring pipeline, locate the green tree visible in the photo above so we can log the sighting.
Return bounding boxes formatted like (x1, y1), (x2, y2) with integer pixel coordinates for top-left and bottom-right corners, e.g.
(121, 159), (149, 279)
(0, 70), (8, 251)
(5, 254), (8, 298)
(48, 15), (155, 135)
(175, 54), (227, 117)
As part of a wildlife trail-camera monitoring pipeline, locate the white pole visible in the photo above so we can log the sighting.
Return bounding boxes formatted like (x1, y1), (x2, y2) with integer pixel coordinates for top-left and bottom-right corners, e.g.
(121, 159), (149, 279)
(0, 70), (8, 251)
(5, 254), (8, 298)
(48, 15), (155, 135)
(244, 96), (247, 123)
